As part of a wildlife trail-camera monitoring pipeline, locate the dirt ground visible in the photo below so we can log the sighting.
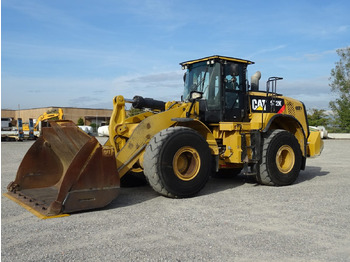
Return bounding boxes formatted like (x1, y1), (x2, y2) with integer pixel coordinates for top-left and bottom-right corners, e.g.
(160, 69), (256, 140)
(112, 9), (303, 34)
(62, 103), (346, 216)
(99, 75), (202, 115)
(1, 139), (350, 261)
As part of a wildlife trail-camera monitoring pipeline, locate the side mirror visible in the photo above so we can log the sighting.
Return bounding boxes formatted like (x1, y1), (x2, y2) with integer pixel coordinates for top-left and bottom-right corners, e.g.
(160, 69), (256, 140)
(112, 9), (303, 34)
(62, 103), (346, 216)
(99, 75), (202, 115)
(190, 91), (203, 101)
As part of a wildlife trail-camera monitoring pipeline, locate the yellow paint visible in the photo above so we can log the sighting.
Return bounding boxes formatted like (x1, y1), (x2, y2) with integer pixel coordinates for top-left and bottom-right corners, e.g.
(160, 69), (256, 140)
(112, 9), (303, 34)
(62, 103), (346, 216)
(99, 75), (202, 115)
(173, 146), (201, 181)
(276, 145), (295, 174)
(180, 55), (254, 66)
(115, 103), (190, 177)
(222, 132), (242, 163)
(4, 193), (70, 219)
(307, 131), (324, 157)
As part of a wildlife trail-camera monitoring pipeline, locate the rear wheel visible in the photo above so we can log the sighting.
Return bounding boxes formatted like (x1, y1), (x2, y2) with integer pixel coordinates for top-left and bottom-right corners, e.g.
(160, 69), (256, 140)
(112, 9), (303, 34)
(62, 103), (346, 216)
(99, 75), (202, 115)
(144, 127), (211, 198)
(258, 129), (302, 186)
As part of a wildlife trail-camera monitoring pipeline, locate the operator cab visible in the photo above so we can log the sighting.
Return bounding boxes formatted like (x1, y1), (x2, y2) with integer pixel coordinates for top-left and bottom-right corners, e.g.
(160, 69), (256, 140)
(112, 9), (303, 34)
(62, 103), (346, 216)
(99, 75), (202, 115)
(181, 55), (254, 123)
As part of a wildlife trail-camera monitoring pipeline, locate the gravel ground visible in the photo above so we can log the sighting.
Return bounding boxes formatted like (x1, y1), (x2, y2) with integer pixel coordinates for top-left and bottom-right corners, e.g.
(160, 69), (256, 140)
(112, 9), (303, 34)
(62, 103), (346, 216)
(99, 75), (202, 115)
(1, 139), (350, 262)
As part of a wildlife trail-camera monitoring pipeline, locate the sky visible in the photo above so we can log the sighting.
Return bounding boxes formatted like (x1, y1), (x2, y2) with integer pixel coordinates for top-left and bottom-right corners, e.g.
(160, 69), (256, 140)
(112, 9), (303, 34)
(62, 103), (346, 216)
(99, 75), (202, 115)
(1, 0), (350, 111)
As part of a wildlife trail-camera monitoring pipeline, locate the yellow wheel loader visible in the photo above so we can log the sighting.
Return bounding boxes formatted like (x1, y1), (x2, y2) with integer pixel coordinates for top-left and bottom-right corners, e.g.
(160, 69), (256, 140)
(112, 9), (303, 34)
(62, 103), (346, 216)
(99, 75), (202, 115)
(5, 55), (323, 218)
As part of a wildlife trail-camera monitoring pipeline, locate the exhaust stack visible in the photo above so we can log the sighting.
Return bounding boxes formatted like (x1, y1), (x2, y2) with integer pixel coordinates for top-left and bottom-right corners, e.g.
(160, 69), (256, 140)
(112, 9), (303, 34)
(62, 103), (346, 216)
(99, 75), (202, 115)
(251, 71), (261, 91)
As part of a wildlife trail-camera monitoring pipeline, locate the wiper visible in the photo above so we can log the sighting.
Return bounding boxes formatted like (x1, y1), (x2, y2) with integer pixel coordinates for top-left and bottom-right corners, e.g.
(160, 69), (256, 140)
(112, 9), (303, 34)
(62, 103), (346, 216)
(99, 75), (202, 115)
(191, 66), (209, 93)
(185, 66), (209, 101)
(199, 66), (209, 92)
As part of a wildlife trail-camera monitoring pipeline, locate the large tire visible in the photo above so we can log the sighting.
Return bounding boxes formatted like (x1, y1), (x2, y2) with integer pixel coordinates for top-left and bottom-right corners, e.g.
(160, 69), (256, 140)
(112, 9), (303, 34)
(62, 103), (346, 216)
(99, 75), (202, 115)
(258, 129), (302, 186)
(144, 127), (211, 198)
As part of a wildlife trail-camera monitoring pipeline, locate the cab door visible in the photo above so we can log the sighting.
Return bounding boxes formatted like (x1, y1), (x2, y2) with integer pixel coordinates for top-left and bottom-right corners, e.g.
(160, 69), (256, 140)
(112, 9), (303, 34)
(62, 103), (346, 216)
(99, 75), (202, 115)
(223, 63), (248, 122)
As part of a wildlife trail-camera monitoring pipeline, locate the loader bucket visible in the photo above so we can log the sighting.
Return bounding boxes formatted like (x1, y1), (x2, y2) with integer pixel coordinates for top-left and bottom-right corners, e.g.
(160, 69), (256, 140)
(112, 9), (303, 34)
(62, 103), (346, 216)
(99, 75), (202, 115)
(5, 120), (120, 218)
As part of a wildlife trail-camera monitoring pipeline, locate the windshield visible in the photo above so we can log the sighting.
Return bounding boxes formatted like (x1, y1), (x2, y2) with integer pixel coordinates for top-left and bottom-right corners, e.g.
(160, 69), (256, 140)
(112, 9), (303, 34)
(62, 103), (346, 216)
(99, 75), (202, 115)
(183, 62), (221, 110)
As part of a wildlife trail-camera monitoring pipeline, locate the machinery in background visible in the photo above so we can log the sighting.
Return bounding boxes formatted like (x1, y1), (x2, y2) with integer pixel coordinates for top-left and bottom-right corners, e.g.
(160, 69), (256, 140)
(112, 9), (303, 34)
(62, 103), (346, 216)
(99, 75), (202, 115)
(23, 108), (64, 133)
(78, 125), (94, 135)
(1, 118), (24, 141)
(309, 126), (328, 139)
(98, 125), (109, 137)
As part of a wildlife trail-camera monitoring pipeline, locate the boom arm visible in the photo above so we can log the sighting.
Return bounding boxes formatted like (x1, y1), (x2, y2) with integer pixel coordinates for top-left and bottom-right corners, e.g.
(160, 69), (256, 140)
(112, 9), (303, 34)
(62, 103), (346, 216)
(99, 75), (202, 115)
(34, 108), (64, 129)
(108, 95), (190, 178)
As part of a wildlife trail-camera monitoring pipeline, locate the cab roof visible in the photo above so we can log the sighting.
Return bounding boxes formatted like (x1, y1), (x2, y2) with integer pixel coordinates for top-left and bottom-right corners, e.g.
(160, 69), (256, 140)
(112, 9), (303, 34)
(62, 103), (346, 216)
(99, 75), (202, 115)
(180, 55), (254, 66)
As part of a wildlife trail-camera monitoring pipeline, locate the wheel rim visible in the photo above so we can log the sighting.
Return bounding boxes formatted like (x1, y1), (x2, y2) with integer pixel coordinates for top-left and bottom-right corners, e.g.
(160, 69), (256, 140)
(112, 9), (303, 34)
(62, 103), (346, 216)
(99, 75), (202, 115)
(276, 145), (295, 174)
(173, 146), (201, 181)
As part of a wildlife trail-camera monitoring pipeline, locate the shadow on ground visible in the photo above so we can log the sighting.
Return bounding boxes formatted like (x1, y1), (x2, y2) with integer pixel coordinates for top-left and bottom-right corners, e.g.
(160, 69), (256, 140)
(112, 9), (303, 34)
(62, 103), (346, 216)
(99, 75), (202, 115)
(105, 172), (250, 210)
(201, 173), (254, 196)
(107, 185), (158, 209)
(95, 166), (325, 212)
(297, 166), (329, 184)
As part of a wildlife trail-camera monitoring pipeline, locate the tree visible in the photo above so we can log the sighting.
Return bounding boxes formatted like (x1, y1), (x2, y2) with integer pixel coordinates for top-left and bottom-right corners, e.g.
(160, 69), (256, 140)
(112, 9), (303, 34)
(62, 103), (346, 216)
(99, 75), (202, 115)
(329, 47), (350, 132)
(77, 117), (84, 126)
(127, 107), (144, 117)
(90, 123), (98, 132)
(307, 108), (329, 127)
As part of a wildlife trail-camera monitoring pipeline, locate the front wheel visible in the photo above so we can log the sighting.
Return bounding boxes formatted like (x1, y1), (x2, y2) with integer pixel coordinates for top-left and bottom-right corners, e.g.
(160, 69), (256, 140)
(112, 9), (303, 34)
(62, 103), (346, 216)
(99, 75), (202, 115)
(257, 129), (302, 186)
(143, 127), (211, 198)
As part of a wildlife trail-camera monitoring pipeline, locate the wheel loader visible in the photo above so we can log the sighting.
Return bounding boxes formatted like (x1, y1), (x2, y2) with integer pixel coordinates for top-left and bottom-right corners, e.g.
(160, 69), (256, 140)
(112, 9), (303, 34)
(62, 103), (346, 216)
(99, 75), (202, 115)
(5, 55), (323, 218)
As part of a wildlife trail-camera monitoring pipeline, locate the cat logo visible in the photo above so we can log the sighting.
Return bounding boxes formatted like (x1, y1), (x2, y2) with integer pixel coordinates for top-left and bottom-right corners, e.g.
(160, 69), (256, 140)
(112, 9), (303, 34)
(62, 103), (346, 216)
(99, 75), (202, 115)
(251, 98), (267, 111)
(250, 96), (285, 113)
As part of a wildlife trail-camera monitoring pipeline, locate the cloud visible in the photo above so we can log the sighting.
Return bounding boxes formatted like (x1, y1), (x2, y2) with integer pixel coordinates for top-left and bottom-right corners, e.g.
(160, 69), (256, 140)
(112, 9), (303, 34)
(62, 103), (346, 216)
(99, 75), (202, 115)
(2, 42), (139, 71)
(3, 0), (109, 36)
(303, 49), (337, 61)
(126, 71), (182, 84)
(111, 71), (184, 102)
(1, 75), (114, 108)
(280, 76), (329, 93)
(247, 45), (287, 59)
(3, 0), (347, 112)
(272, 49), (337, 64)
(337, 25), (349, 33)
(277, 76), (332, 109)
(117, 0), (186, 24)
(68, 96), (100, 107)
(1, 70), (185, 109)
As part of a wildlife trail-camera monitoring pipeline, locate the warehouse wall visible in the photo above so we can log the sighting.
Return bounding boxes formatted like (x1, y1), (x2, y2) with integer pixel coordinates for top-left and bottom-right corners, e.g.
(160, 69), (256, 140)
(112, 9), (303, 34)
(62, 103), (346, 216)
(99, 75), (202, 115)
(1, 107), (113, 126)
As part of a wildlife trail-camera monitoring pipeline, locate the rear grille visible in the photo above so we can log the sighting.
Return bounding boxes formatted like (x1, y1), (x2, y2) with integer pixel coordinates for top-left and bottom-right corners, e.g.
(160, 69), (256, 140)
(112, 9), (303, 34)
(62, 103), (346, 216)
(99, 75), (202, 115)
(286, 101), (295, 117)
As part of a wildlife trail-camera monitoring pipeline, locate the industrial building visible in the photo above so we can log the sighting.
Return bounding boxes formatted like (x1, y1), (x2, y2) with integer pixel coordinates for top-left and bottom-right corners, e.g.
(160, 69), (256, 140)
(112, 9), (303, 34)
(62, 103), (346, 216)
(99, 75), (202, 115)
(1, 106), (113, 127)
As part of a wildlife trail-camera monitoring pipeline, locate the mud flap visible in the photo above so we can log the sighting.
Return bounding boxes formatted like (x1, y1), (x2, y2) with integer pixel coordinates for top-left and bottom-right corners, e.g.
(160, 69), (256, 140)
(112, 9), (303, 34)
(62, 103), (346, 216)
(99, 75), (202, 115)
(5, 120), (120, 218)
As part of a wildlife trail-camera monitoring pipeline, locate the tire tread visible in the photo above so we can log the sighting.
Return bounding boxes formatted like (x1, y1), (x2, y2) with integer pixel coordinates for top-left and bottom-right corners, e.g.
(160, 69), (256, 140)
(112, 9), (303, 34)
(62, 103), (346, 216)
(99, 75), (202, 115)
(144, 126), (209, 198)
(258, 129), (301, 186)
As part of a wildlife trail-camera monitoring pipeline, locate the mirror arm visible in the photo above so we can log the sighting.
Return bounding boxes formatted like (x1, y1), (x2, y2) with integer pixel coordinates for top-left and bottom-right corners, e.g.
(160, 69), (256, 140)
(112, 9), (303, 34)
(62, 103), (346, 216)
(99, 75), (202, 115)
(186, 100), (196, 118)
